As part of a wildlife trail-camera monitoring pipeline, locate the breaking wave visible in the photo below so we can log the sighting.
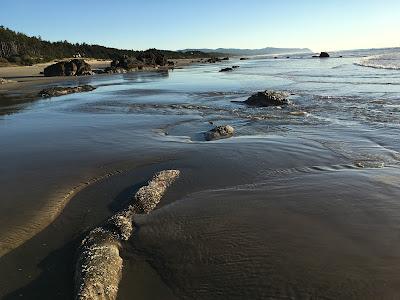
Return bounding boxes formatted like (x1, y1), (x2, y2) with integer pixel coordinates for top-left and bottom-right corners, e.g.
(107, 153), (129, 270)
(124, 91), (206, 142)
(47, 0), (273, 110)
(356, 52), (400, 70)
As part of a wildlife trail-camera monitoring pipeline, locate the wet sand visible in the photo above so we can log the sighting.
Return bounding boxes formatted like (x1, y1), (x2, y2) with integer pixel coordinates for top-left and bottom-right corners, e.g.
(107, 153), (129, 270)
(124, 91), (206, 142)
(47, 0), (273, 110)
(1, 55), (400, 299)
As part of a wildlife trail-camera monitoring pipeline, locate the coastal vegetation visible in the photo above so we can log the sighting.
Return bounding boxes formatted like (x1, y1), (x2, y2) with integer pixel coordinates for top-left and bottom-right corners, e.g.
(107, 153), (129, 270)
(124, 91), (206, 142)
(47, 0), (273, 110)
(0, 26), (220, 66)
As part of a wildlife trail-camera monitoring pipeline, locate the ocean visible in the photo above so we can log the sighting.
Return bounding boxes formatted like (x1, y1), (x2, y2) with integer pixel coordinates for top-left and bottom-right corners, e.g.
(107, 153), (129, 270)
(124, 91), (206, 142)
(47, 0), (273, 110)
(1, 49), (400, 299)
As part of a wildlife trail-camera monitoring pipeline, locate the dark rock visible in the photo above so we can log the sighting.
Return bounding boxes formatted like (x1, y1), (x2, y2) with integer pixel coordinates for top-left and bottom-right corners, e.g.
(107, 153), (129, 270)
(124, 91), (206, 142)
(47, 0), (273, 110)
(220, 67), (234, 72)
(205, 125), (234, 141)
(136, 49), (168, 66)
(240, 57), (249, 60)
(207, 57), (219, 63)
(111, 56), (143, 70)
(70, 59), (93, 75)
(64, 61), (77, 76)
(44, 62), (65, 77)
(39, 85), (96, 97)
(245, 90), (290, 107)
(92, 69), (107, 74)
(232, 65), (240, 68)
(43, 59), (93, 77)
(222, 57), (229, 61)
(319, 52), (330, 58)
(104, 67), (128, 74)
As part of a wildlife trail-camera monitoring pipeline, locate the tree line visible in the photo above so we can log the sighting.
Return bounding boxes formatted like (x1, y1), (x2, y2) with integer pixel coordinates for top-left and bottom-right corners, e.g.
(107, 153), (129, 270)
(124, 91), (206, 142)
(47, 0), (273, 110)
(0, 26), (217, 66)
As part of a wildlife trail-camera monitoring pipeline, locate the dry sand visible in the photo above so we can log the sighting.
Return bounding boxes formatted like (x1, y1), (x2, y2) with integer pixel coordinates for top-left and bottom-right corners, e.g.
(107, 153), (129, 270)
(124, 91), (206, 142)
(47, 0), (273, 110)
(0, 59), (111, 80)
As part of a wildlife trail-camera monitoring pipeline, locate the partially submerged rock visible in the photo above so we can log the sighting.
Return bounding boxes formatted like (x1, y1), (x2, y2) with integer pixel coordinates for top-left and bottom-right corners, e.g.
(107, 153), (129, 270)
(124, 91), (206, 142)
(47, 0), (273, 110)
(104, 66), (128, 74)
(205, 125), (234, 141)
(207, 57), (223, 63)
(39, 85), (96, 97)
(232, 65), (240, 68)
(74, 170), (180, 300)
(44, 59), (93, 77)
(220, 67), (233, 72)
(319, 52), (330, 58)
(240, 57), (249, 60)
(245, 90), (290, 107)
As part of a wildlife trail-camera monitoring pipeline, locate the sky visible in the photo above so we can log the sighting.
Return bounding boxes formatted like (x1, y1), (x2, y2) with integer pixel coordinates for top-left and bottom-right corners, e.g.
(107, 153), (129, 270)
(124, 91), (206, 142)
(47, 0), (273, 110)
(0, 0), (399, 52)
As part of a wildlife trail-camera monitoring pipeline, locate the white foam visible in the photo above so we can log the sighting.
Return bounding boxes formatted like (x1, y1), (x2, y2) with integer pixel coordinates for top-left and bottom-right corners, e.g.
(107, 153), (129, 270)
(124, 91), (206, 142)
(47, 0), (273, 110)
(356, 52), (400, 70)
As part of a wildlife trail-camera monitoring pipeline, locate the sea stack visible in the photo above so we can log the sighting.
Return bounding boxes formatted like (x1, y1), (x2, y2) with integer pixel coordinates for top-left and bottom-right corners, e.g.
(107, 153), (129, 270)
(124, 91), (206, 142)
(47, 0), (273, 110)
(319, 52), (330, 58)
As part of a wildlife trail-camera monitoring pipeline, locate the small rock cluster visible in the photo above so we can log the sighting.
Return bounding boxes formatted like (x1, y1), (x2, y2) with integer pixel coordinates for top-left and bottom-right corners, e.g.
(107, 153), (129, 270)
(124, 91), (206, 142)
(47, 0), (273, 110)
(207, 56), (229, 63)
(105, 50), (170, 73)
(39, 85), (96, 97)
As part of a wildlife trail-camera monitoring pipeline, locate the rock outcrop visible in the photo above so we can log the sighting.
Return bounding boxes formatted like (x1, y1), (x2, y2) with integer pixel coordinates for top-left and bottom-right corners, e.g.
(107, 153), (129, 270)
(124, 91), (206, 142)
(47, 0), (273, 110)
(39, 85), (96, 97)
(205, 125), (235, 141)
(74, 170), (180, 300)
(136, 49), (168, 66)
(319, 52), (330, 58)
(207, 57), (223, 63)
(110, 56), (144, 71)
(43, 59), (93, 77)
(220, 67), (234, 72)
(107, 50), (168, 73)
(245, 90), (290, 107)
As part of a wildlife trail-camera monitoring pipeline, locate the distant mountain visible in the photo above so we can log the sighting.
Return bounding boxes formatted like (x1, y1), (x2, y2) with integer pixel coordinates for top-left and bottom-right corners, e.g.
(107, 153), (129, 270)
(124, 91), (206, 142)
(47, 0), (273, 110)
(180, 47), (313, 56)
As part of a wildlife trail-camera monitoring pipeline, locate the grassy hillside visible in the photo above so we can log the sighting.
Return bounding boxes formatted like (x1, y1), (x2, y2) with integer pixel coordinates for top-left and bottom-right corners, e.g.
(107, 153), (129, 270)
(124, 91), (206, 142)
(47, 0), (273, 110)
(0, 26), (218, 66)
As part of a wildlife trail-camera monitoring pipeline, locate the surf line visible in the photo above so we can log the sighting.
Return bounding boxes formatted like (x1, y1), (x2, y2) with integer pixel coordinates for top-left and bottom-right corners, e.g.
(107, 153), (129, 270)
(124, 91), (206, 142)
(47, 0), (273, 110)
(74, 169), (180, 300)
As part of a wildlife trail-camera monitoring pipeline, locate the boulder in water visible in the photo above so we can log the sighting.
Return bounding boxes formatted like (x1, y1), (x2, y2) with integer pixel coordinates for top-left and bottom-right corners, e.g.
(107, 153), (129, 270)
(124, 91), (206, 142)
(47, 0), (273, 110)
(220, 67), (234, 72)
(207, 57), (223, 63)
(245, 90), (290, 107)
(39, 85), (96, 97)
(205, 125), (235, 141)
(319, 52), (330, 58)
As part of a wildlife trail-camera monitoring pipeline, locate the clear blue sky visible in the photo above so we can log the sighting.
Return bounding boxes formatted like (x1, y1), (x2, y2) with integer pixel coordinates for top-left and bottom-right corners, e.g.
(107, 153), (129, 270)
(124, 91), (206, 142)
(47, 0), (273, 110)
(1, 0), (399, 51)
